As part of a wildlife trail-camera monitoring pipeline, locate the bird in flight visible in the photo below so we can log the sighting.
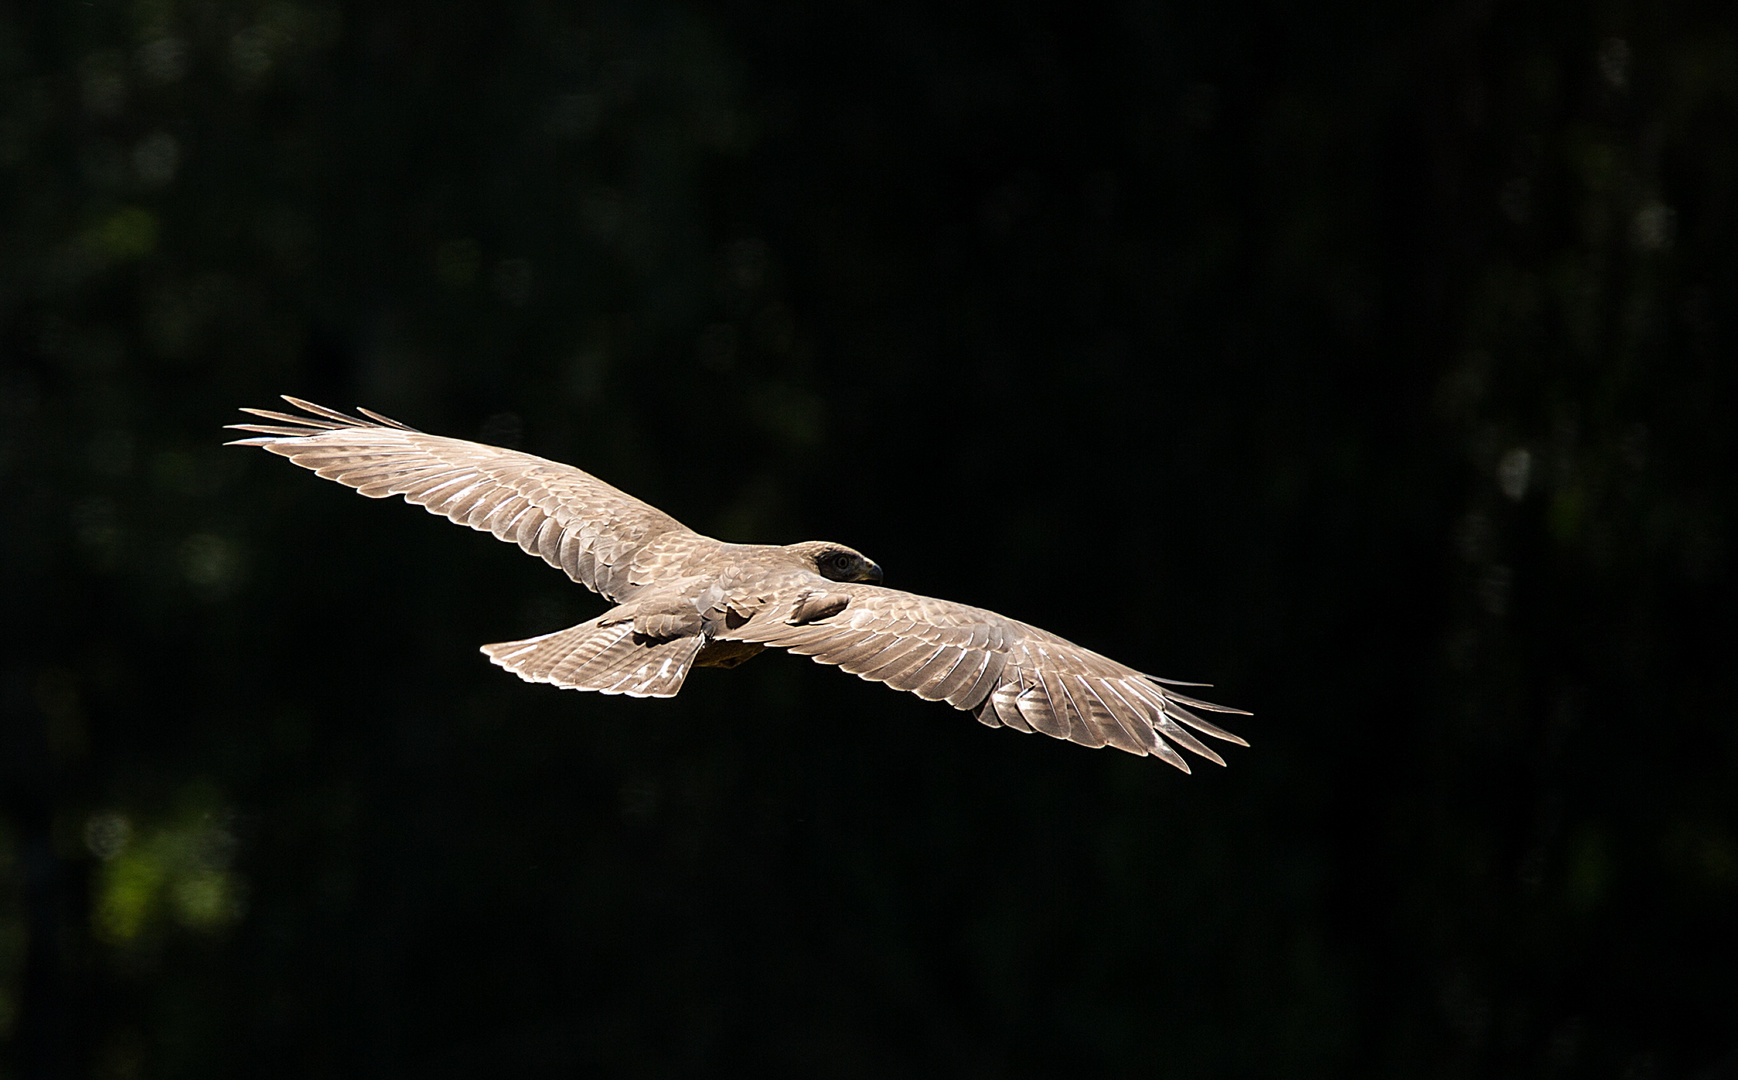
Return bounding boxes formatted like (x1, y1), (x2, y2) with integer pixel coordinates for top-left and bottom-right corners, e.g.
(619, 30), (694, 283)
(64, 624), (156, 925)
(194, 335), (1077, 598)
(229, 398), (1247, 769)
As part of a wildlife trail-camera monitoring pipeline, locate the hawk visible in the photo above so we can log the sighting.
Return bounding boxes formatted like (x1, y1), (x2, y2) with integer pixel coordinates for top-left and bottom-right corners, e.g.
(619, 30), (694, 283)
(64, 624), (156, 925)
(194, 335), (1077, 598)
(229, 398), (1247, 769)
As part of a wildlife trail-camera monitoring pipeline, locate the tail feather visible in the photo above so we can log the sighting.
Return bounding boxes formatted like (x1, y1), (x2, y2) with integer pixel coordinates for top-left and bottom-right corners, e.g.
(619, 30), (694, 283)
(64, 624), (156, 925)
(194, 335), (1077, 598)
(482, 620), (704, 698)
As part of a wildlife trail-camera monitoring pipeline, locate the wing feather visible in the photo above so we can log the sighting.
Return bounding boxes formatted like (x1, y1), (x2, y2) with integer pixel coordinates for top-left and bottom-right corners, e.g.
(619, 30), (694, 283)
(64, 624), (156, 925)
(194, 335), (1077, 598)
(785, 626), (866, 653)
(1153, 718), (1225, 767)
(833, 634), (905, 674)
(884, 645), (957, 694)
(1046, 671), (1107, 749)
(536, 516), (565, 564)
(718, 582), (1244, 768)
(396, 471), (470, 502)
(955, 649), (1007, 711)
(483, 496), (533, 536)
(1121, 680), (1249, 753)
(828, 635), (900, 671)
(460, 488), (504, 528)
(1160, 701), (1251, 746)
(860, 639), (938, 683)
(994, 685), (1034, 732)
(229, 397), (694, 601)
(900, 646), (969, 701)
(794, 627), (875, 658)
(973, 683), (1023, 732)
(1015, 682), (1063, 738)
(1071, 676), (1145, 754)
(930, 647), (989, 705)
(1094, 679), (1163, 755)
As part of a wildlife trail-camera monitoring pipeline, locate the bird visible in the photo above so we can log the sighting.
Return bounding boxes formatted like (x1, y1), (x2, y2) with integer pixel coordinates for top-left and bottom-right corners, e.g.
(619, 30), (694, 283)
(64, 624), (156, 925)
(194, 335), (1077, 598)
(228, 397), (1248, 769)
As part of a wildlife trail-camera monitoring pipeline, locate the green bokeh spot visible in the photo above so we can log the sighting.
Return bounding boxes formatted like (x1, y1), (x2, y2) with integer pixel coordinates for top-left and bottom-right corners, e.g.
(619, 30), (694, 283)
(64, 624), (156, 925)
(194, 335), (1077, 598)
(96, 207), (160, 261)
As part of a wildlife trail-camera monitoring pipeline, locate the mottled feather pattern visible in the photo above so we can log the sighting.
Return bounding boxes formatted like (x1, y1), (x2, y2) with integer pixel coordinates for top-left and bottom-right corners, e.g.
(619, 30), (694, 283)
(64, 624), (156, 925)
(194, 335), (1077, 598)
(230, 398), (1248, 768)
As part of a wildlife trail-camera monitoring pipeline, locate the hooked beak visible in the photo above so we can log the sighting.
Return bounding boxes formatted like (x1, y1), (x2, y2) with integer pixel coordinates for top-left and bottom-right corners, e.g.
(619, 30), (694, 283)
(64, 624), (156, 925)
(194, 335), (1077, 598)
(861, 562), (883, 585)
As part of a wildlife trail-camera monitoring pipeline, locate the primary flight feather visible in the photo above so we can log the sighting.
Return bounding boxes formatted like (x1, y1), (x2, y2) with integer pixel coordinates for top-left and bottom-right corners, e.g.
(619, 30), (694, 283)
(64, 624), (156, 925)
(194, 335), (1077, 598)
(229, 397), (1248, 769)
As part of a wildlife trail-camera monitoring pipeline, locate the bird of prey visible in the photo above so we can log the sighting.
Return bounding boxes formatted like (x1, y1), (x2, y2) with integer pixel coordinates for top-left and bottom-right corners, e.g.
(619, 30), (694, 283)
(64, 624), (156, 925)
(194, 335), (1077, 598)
(228, 397), (1247, 769)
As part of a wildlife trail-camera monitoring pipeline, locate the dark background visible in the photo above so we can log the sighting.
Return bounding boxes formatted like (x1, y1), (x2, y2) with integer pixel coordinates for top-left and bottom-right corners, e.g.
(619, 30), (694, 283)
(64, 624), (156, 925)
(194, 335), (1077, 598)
(3, 0), (1735, 1076)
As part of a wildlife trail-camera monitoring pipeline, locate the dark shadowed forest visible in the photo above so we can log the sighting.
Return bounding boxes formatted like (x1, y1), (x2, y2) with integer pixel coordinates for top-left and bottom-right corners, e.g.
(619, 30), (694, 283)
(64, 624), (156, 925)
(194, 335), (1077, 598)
(2, 0), (1735, 1076)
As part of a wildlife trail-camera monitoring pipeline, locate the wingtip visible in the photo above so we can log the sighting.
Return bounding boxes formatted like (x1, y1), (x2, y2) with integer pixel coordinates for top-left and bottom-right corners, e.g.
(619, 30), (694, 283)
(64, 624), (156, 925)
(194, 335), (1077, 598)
(279, 396), (365, 426)
(228, 397), (420, 444)
(356, 405), (417, 430)
(1159, 686), (1253, 717)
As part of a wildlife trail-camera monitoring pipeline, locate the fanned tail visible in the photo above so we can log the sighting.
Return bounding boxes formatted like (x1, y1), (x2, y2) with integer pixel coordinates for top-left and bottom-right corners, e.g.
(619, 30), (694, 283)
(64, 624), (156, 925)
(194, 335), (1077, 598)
(481, 620), (704, 698)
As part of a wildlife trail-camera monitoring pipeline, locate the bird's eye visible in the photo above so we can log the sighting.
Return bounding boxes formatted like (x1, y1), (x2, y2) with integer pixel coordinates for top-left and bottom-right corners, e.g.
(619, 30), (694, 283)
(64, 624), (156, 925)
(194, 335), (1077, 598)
(830, 554), (852, 568)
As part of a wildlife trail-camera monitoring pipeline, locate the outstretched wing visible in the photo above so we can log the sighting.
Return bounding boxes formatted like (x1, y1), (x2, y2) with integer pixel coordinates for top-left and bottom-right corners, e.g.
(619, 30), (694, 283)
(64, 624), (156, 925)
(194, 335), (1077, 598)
(726, 584), (1248, 769)
(227, 397), (695, 600)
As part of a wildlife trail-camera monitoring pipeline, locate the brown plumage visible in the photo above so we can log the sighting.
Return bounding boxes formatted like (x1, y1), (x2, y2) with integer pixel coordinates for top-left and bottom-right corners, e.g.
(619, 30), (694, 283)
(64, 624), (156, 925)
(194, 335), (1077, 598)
(228, 397), (1248, 769)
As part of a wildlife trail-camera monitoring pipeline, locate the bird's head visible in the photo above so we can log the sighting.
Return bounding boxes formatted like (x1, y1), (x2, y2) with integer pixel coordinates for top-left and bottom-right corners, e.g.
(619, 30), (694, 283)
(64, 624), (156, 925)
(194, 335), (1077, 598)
(791, 541), (884, 584)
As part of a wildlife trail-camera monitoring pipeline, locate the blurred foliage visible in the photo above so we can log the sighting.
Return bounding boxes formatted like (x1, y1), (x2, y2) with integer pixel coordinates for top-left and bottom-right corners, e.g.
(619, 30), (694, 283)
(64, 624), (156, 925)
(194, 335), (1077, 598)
(2, 0), (1736, 1077)
(86, 801), (245, 946)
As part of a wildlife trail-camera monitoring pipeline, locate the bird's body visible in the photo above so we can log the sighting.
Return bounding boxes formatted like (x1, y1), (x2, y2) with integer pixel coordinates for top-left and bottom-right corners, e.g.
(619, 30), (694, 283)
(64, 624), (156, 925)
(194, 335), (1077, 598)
(229, 397), (1247, 769)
